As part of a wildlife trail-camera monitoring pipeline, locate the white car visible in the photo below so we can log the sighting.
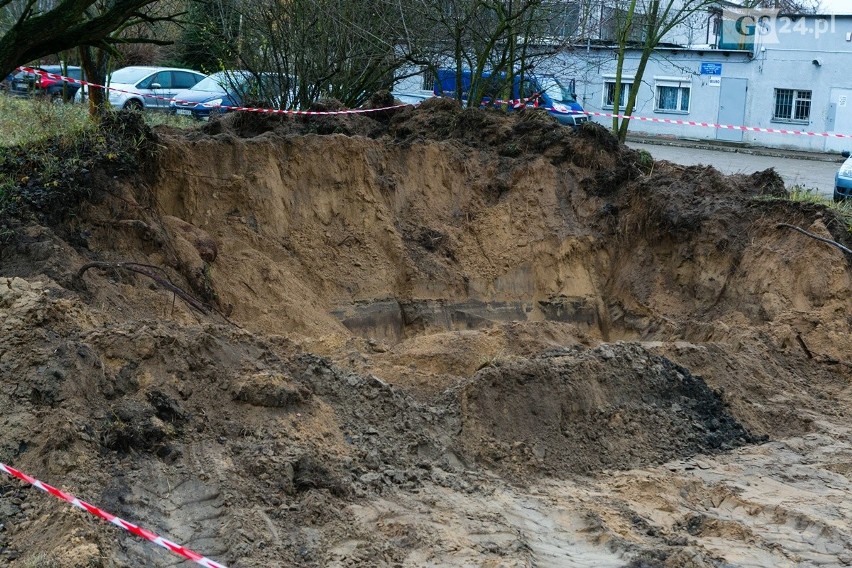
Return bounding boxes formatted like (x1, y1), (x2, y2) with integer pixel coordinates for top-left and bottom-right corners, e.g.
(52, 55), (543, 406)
(392, 91), (433, 106)
(106, 66), (206, 110)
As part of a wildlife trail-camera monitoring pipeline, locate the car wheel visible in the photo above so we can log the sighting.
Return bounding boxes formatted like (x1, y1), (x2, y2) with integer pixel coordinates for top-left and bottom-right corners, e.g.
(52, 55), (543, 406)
(123, 99), (143, 111)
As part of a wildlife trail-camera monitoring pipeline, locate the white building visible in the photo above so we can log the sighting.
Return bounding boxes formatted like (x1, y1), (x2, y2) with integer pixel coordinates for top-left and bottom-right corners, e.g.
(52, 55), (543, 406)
(566, 9), (852, 152)
(396, 3), (852, 152)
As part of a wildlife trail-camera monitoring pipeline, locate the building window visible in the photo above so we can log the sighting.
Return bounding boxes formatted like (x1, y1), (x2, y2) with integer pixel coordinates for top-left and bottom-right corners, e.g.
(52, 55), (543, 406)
(603, 80), (632, 109)
(422, 68), (435, 91)
(655, 78), (691, 113)
(773, 89), (811, 123)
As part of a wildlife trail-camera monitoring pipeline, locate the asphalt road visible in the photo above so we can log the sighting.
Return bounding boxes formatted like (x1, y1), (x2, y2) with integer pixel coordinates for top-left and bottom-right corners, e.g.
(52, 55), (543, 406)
(627, 142), (839, 198)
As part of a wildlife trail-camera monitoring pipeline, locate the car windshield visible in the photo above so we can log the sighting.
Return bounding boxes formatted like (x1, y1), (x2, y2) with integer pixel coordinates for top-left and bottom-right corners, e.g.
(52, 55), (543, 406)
(839, 157), (852, 178)
(44, 67), (81, 80)
(191, 72), (250, 93)
(110, 68), (155, 85)
(538, 76), (575, 102)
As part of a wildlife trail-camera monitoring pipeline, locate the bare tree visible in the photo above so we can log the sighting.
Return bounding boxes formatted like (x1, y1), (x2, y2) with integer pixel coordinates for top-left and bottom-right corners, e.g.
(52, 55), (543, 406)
(179, 0), (240, 71)
(0, 0), (173, 79)
(607, 0), (718, 142)
(412, 0), (588, 108)
(77, 2), (184, 117)
(178, 0), (593, 110)
(181, 0), (408, 108)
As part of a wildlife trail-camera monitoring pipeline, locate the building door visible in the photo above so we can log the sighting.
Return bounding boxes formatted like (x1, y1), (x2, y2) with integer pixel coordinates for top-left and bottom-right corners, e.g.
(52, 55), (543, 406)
(717, 78), (747, 142)
(825, 88), (852, 154)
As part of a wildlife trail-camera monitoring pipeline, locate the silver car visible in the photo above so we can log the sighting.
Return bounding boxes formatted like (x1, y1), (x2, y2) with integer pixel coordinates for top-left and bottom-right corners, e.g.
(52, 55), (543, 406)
(107, 66), (206, 110)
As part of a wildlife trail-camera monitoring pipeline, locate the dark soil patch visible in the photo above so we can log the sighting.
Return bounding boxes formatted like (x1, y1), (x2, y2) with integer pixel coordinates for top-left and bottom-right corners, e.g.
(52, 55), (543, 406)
(455, 343), (759, 477)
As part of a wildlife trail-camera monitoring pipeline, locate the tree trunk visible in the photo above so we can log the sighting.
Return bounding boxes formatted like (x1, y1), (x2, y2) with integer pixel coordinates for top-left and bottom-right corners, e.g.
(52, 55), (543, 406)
(79, 45), (111, 120)
(616, 48), (650, 142)
(617, 0), (658, 143)
(611, 0), (637, 135)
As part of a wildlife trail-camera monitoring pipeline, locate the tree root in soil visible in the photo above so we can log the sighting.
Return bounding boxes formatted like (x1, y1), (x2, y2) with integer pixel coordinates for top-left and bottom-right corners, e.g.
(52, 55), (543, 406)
(777, 223), (852, 257)
(76, 261), (210, 314)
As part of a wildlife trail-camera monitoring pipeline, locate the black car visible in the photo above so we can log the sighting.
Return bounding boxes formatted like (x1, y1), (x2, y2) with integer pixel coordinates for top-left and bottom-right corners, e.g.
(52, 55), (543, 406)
(9, 65), (84, 102)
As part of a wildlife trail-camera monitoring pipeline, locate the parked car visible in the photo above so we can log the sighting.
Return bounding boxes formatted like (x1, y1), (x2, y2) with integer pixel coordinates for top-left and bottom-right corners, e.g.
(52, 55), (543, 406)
(432, 69), (590, 128)
(1, 68), (18, 92)
(835, 150), (852, 202)
(8, 65), (84, 101)
(169, 70), (285, 120)
(392, 91), (432, 106)
(107, 66), (206, 110)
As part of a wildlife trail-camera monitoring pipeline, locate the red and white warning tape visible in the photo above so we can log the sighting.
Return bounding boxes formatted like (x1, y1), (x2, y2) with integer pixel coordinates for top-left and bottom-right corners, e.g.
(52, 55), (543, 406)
(0, 461), (228, 568)
(21, 67), (852, 138)
(482, 93), (544, 108)
(477, 93), (852, 139)
(558, 108), (852, 139)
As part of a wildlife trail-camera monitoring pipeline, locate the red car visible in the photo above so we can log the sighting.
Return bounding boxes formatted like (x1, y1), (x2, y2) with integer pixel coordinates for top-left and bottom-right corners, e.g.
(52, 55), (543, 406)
(9, 65), (84, 102)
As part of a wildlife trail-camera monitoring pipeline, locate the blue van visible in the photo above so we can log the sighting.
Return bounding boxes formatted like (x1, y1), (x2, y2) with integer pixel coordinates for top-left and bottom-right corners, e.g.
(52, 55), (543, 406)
(433, 69), (589, 128)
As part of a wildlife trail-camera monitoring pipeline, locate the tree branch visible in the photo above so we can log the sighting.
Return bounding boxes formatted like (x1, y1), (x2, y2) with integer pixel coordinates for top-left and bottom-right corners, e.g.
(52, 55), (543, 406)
(104, 37), (174, 46)
(0, 0), (162, 77)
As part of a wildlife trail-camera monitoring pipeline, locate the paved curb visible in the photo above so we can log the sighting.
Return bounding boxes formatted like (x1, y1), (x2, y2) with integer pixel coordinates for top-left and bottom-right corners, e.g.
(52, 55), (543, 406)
(626, 135), (846, 164)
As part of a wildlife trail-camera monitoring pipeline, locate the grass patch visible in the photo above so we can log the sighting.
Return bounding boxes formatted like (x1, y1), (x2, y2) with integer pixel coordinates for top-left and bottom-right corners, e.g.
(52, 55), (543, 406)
(833, 203), (851, 235)
(0, 96), (91, 148)
(0, 95), (198, 148)
(788, 185), (852, 231)
(145, 110), (198, 129)
(0, 97), (200, 241)
(788, 185), (836, 205)
(0, 115), (130, 229)
(756, 185), (852, 236)
(0, 111), (148, 242)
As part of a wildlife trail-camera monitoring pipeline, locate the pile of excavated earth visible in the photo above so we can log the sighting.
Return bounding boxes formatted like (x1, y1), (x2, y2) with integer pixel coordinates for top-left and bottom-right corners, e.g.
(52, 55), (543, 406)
(0, 98), (850, 567)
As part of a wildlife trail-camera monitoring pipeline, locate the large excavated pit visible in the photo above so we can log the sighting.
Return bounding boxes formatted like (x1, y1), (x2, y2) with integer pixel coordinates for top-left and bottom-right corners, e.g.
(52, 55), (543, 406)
(145, 110), (848, 357)
(0, 102), (850, 567)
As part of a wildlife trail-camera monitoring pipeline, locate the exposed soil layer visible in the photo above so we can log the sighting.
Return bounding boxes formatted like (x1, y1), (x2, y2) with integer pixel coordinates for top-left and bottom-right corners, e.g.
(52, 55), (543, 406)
(1, 103), (850, 567)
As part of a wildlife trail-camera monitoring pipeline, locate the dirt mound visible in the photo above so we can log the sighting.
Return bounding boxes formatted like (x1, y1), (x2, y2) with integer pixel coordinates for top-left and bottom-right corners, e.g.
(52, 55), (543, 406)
(0, 277), (424, 564)
(0, 102), (850, 567)
(456, 343), (758, 477)
(200, 94), (409, 139)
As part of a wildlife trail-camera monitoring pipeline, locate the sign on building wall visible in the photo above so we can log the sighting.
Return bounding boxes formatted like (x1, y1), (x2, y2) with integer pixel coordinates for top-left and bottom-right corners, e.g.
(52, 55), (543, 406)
(700, 62), (722, 75)
(700, 62), (722, 87)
